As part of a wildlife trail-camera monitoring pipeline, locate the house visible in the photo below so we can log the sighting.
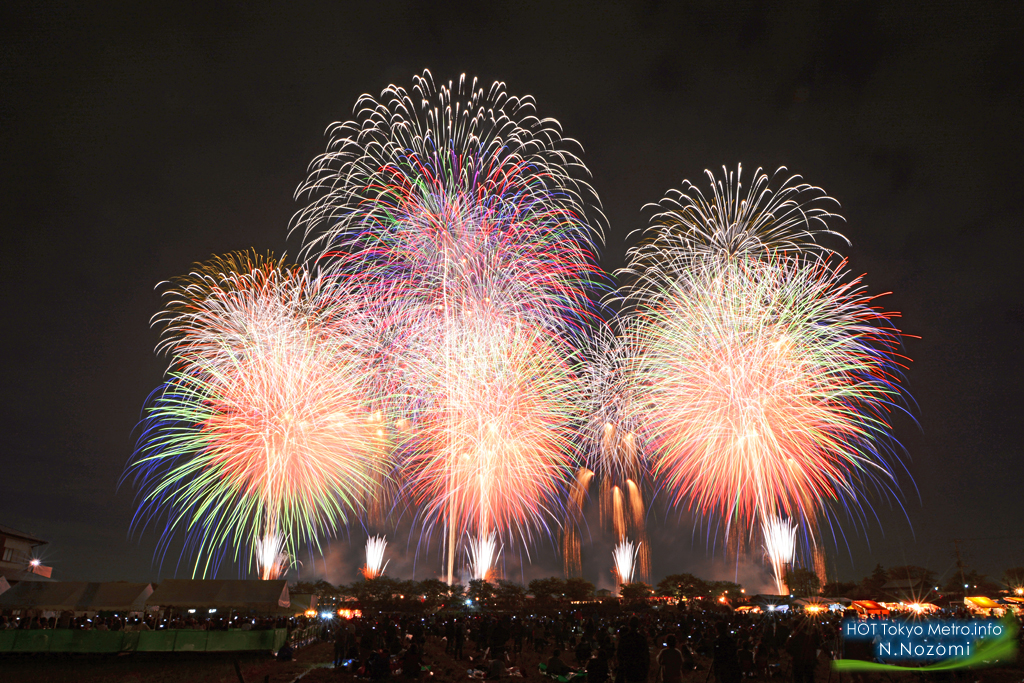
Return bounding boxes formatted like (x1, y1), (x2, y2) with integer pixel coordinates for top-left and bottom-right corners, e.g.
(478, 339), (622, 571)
(0, 524), (53, 585)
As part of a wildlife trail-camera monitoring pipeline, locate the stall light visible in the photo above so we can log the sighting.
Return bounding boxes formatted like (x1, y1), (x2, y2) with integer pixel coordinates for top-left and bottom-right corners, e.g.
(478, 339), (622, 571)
(209, 608), (217, 613)
(188, 609), (196, 614)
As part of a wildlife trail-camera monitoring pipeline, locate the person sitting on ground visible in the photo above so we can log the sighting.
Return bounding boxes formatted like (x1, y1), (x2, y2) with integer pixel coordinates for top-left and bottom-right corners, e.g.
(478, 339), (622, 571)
(586, 645), (611, 683)
(277, 641), (294, 661)
(402, 643), (423, 679)
(546, 649), (573, 677)
(486, 655), (507, 680)
(575, 637), (592, 665)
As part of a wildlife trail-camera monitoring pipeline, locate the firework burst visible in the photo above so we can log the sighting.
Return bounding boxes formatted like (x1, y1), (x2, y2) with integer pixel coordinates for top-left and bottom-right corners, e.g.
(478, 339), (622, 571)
(624, 165), (846, 288)
(291, 71), (604, 583)
(403, 314), (585, 581)
(571, 327), (653, 580)
(625, 253), (909, 541)
(126, 251), (384, 578)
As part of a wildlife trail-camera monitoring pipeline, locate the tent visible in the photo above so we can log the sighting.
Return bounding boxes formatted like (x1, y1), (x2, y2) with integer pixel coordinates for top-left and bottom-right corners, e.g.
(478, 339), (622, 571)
(0, 569), (56, 585)
(282, 592), (317, 616)
(0, 581), (152, 612)
(964, 596), (1004, 615)
(146, 580), (289, 612)
(852, 600), (889, 615)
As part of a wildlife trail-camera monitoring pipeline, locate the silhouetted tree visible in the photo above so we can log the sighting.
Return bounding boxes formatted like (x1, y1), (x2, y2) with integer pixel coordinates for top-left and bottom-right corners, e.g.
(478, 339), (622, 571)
(1002, 567), (1024, 592)
(821, 581), (858, 598)
(656, 573), (709, 600)
(619, 582), (653, 603)
(784, 567), (820, 597)
(466, 579), (496, 606)
(494, 580), (527, 609)
(564, 577), (596, 602)
(528, 577), (566, 605)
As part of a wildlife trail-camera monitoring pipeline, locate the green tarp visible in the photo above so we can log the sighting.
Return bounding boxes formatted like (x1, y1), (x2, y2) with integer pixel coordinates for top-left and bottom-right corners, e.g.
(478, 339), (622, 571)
(0, 628), (287, 653)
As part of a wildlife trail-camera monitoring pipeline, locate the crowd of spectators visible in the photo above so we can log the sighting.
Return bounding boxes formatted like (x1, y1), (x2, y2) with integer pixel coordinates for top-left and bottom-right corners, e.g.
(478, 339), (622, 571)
(0, 612), (311, 633)
(313, 604), (1023, 681)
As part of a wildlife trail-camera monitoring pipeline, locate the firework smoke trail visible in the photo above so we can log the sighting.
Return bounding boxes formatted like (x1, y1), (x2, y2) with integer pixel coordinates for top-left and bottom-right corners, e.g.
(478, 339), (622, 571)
(292, 71), (604, 583)
(562, 467), (592, 578)
(613, 539), (639, 592)
(362, 535), (389, 579)
(762, 516), (797, 594)
(126, 252), (384, 578)
(625, 253), (910, 545)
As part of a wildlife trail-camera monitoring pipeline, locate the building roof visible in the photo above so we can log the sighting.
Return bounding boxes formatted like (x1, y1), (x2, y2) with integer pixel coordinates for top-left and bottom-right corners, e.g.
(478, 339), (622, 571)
(0, 524), (47, 546)
(882, 578), (926, 590)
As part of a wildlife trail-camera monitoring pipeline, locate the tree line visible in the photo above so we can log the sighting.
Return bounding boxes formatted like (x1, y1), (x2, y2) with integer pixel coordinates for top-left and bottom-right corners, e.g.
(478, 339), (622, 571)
(291, 565), (1024, 610)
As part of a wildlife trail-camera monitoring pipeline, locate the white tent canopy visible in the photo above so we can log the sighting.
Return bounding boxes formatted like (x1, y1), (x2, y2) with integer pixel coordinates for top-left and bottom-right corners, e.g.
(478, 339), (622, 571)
(146, 579), (289, 612)
(0, 581), (153, 611)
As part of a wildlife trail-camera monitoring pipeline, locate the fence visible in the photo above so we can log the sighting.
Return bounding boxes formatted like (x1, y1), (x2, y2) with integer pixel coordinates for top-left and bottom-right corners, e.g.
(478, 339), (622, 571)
(0, 628), (288, 653)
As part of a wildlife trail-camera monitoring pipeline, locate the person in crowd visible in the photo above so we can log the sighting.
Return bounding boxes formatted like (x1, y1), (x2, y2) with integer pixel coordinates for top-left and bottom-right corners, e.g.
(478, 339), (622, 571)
(617, 617), (650, 683)
(587, 644), (611, 683)
(786, 619), (821, 683)
(546, 648), (573, 677)
(402, 642), (423, 679)
(658, 634), (686, 683)
(713, 621), (741, 683)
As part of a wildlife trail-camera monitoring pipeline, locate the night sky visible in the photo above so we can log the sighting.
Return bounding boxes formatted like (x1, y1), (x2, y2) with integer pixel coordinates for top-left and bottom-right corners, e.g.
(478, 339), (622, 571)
(3, 1), (1022, 590)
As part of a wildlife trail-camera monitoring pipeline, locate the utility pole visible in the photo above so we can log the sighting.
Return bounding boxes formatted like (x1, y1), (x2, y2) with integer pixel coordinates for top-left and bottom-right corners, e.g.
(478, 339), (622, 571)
(952, 539), (967, 595)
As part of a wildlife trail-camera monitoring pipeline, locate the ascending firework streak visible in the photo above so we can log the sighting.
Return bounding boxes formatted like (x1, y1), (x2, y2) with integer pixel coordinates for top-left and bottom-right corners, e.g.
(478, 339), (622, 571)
(126, 252), (384, 578)
(762, 516), (797, 594)
(622, 166), (911, 566)
(292, 71), (604, 584)
(362, 535), (389, 579)
(613, 539), (639, 593)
